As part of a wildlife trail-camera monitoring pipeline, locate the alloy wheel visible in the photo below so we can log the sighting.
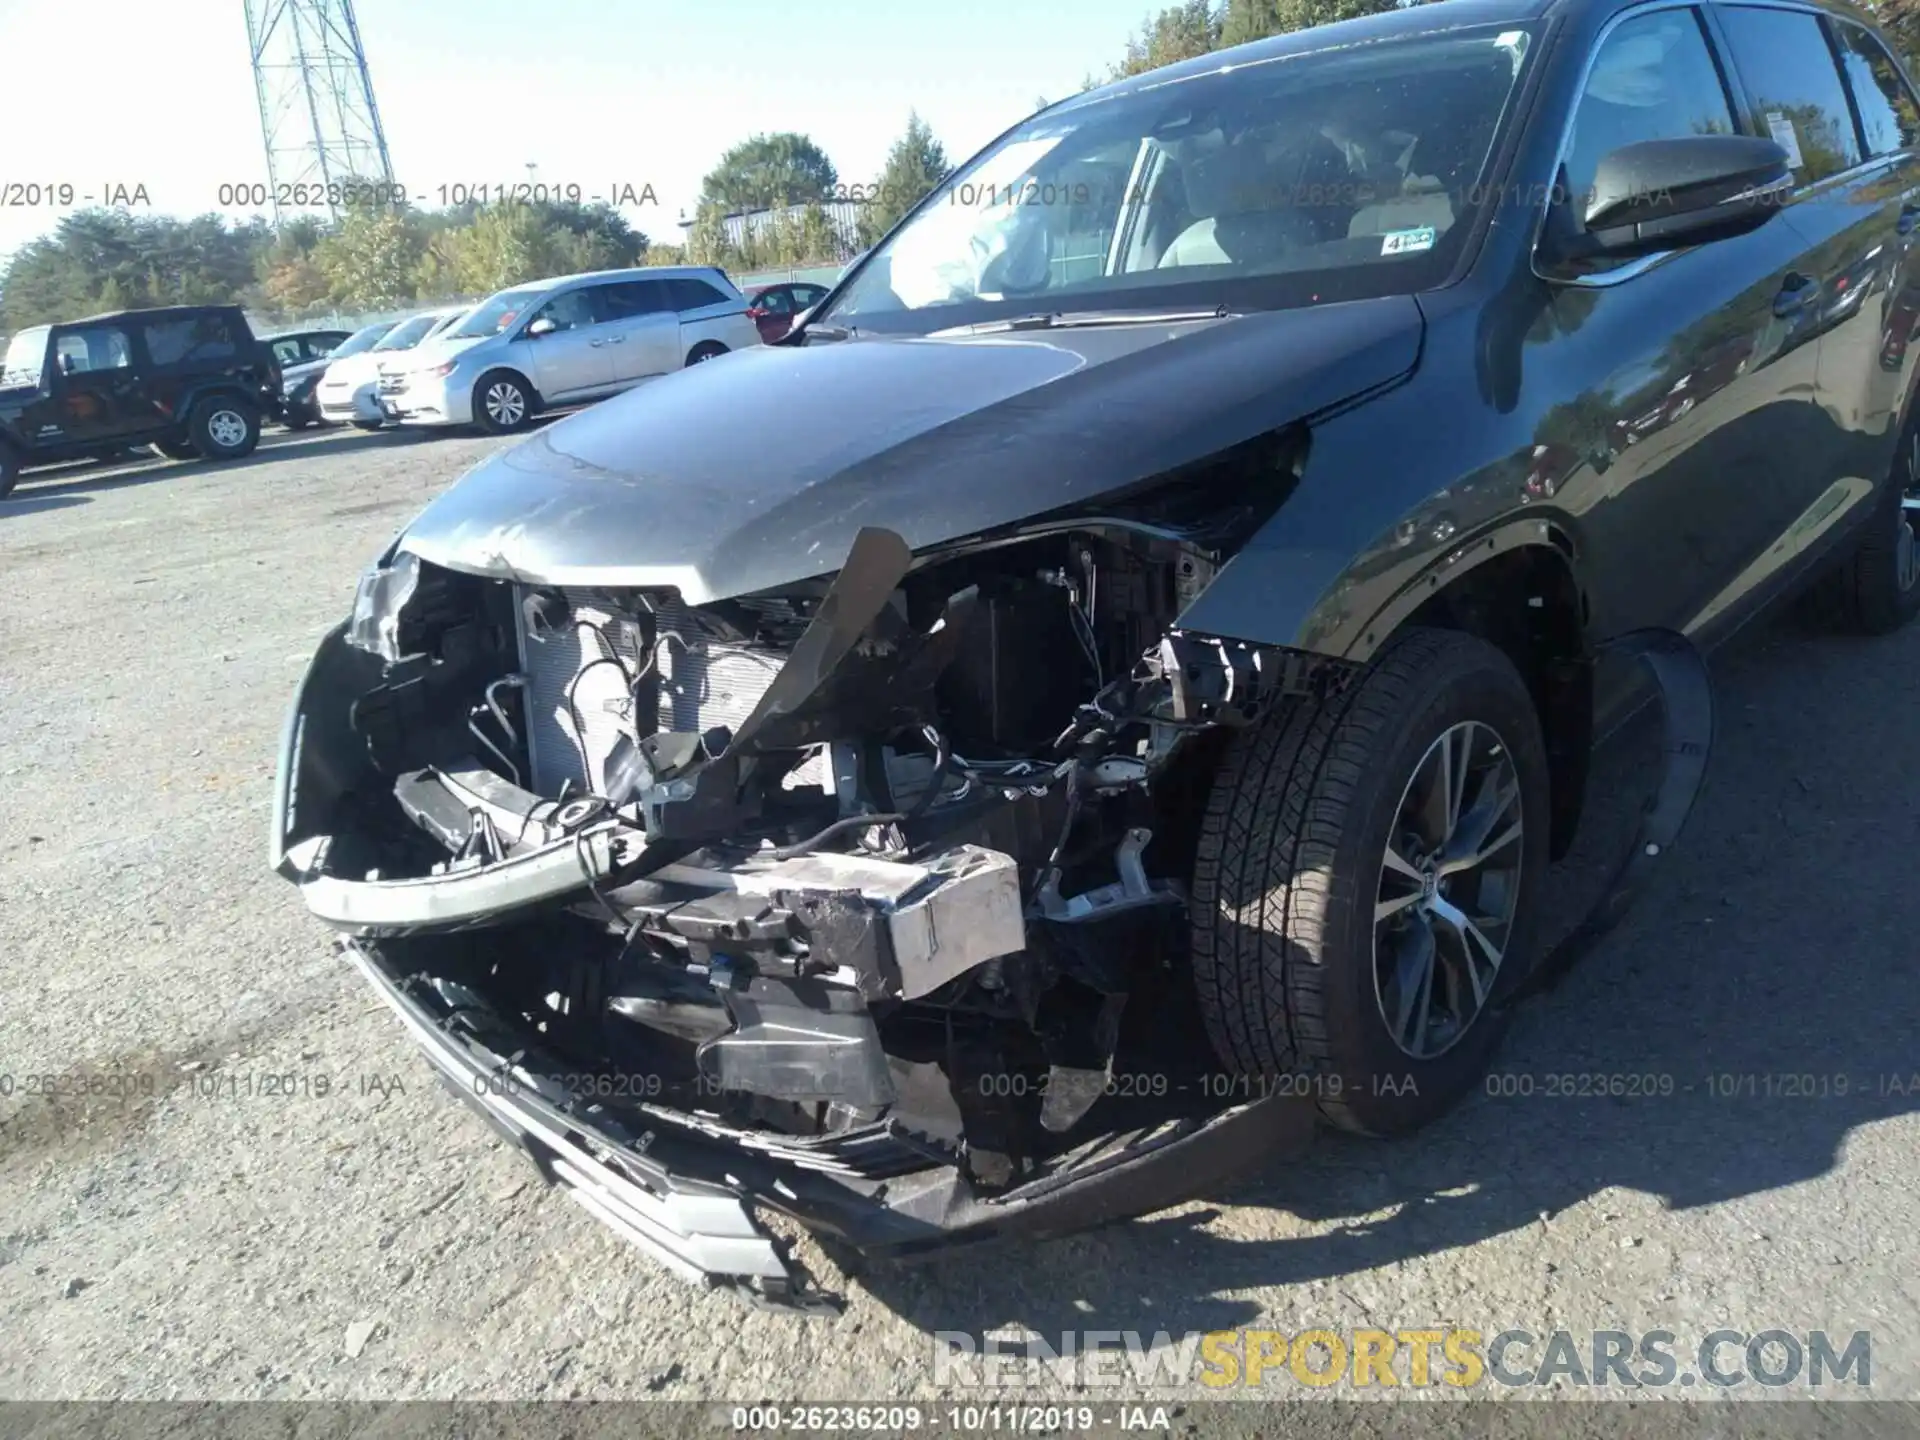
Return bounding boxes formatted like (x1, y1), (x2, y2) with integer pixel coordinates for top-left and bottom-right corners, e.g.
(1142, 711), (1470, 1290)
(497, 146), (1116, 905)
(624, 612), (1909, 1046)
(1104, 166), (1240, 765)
(206, 409), (249, 451)
(485, 382), (526, 427)
(1373, 720), (1524, 1060)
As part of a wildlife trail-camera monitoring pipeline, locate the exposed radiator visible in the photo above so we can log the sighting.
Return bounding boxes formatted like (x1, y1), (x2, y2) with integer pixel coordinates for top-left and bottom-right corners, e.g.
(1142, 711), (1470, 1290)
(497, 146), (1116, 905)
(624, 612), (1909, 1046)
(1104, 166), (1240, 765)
(517, 589), (813, 800)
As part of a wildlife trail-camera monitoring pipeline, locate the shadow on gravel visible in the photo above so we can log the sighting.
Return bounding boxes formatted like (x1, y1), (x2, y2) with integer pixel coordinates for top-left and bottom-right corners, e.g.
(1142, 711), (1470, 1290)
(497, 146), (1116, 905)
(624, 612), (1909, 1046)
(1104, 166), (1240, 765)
(0, 492), (90, 517)
(3, 426), (430, 503)
(849, 603), (1920, 1336)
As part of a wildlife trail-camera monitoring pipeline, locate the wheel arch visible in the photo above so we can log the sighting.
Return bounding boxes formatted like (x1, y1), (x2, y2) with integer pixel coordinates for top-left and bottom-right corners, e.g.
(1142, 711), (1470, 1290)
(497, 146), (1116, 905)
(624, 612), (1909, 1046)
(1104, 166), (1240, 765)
(178, 382), (262, 421)
(473, 365), (543, 413)
(1359, 526), (1594, 860)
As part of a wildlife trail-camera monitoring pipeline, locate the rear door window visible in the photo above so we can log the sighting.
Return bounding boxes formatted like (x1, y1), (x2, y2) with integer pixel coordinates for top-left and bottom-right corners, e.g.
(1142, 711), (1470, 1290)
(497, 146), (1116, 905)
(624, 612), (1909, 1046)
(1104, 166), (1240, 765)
(600, 279), (674, 318)
(1716, 6), (1864, 184)
(668, 277), (733, 311)
(143, 314), (241, 366)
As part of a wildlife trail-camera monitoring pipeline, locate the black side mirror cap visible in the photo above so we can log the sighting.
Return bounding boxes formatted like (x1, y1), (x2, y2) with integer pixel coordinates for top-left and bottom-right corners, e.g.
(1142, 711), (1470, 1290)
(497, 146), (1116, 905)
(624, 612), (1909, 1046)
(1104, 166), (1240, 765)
(1545, 135), (1792, 270)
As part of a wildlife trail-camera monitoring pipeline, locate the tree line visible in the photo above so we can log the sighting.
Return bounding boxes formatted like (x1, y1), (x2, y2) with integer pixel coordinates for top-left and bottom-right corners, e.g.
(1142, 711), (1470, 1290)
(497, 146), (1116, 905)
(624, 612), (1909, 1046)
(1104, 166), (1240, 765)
(0, 197), (653, 333)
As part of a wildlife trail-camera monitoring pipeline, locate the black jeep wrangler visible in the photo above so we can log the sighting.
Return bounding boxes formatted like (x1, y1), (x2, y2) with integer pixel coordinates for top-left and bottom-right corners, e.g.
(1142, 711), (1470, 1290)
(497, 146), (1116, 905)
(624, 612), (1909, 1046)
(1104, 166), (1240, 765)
(0, 304), (280, 499)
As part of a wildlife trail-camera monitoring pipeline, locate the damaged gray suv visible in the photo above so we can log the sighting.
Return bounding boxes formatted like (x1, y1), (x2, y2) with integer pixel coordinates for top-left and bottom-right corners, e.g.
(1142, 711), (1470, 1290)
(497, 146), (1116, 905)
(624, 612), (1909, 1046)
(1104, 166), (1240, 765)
(273, 0), (1920, 1307)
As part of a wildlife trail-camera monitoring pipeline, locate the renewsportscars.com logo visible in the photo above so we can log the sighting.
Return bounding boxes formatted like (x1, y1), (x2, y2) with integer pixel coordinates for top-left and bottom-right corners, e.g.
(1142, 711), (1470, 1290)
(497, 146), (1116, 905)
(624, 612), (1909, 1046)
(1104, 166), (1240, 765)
(931, 1328), (1872, 1390)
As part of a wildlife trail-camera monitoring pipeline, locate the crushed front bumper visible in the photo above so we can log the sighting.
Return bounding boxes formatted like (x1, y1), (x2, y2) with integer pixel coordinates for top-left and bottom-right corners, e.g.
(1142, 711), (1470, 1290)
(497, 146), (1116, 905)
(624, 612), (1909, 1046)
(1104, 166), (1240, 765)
(346, 935), (1316, 1311)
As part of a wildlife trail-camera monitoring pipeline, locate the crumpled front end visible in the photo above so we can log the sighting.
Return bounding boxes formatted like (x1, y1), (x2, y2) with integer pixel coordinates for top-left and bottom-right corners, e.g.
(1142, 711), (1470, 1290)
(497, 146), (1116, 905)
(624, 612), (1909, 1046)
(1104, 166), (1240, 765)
(271, 514), (1332, 1307)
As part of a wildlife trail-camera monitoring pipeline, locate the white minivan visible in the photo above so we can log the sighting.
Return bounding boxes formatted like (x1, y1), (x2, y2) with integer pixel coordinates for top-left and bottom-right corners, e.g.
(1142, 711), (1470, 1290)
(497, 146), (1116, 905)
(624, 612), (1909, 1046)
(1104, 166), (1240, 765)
(375, 266), (760, 433)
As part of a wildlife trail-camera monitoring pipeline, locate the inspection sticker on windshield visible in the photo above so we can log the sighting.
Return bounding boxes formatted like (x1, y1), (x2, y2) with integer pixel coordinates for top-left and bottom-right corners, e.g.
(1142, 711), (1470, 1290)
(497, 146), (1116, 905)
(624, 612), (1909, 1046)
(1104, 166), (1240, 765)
(1380, 227), (1437, 256)
(1766, 111), (1805, 170)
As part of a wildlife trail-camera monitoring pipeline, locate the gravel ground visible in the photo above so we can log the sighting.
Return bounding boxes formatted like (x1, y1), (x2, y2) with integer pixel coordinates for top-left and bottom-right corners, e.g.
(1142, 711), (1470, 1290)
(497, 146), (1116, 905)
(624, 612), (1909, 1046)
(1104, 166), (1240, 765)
(3, 425), (1918, 1415)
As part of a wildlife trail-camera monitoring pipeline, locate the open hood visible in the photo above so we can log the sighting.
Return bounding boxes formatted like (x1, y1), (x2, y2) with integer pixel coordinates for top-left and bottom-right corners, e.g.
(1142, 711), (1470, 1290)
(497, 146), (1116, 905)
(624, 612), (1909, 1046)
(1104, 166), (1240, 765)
(396, 297), (1424, 603)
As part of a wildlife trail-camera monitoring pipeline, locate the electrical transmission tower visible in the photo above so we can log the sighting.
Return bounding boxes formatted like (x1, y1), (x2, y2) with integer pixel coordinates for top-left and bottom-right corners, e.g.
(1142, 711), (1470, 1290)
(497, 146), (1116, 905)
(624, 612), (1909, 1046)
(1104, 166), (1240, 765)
(245, 0), (396, 223)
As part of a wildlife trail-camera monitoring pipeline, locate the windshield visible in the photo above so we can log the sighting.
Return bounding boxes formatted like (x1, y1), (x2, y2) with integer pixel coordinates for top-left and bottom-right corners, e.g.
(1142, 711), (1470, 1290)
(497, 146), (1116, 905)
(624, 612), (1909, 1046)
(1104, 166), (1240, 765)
(449, 287), (543, 339)
(1, 327), (49, 388)
(828, 24), (1534, 330)
(329, 322), (398, 360)
(372, 314), (440, 351)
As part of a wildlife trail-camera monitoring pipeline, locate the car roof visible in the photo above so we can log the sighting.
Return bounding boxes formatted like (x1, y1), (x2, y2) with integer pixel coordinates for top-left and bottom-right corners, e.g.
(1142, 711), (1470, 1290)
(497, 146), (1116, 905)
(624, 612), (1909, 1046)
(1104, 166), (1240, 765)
(262, 327), (348, 341)
(1063, 0), (1553, 111)
(531, 265), (727, 289)
(63, 303), (245, 326)
(1069, 0), (1893, 110)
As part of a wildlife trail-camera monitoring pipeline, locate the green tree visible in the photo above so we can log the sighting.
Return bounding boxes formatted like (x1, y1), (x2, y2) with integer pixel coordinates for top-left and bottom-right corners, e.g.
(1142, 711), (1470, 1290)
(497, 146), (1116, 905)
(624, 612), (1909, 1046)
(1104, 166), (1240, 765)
(794, 202), (845, 263)
(1107, 0), (1408, 82)
(312, 204), (425, 307)
(685, 200), (742, 269)
(0, 210), (274, 328)
(1112, 0), (1221, 79)
(1869, 0), (1920, 67)
(856, 113), (950, 248)
(700, 133), (838, 212)
(1224, 0), (1402, 43)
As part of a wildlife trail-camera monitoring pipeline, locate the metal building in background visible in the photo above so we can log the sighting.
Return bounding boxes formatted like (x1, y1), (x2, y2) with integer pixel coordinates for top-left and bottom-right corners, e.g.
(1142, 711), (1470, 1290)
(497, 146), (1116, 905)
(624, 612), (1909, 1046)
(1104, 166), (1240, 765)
(245, 0), (395, 221)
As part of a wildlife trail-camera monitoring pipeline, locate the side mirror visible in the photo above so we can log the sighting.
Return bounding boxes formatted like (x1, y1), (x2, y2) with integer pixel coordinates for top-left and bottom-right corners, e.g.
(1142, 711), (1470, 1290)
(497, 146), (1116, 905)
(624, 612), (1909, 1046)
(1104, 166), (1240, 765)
(526, 316), (557, 339)
(1547, 135), (1791, 268)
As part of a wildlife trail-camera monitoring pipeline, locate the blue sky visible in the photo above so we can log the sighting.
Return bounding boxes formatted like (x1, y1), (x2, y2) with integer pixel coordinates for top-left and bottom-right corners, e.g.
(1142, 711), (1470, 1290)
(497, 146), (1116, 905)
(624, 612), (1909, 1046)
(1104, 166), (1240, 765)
(0, 0), (1141, 263)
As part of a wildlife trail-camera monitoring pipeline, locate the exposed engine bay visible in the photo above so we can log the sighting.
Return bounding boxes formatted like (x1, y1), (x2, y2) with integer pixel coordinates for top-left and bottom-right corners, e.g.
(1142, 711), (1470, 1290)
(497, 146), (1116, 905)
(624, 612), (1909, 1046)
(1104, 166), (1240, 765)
(275, 512), (1357, 1302)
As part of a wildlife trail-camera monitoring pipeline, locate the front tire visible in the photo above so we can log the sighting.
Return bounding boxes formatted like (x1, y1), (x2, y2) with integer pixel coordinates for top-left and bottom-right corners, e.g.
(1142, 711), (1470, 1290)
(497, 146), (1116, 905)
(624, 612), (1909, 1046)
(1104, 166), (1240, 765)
(1190, 627), (1551, 1137)
(0, 443), (19, 500)
(1821, 423), (1920, 634)
(472, 370), (533, 434)
(188, 398), (260, 461)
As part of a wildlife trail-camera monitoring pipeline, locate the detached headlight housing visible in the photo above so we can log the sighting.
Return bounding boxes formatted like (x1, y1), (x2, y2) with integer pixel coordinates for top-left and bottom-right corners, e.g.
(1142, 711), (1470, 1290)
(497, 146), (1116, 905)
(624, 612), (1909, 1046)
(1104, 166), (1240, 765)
(346, 550), (422, 664)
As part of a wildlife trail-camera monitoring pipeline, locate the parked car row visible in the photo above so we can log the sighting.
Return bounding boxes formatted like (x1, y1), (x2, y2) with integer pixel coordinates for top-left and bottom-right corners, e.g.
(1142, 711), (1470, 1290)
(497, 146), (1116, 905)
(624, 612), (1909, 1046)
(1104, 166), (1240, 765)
(316, 308), (470, 429)
(0, 265), (766, 497)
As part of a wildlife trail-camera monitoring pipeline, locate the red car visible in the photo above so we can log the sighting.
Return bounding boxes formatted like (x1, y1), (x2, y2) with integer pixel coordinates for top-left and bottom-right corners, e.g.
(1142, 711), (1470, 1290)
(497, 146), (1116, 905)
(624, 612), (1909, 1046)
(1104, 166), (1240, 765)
(746, 282), (830, 342)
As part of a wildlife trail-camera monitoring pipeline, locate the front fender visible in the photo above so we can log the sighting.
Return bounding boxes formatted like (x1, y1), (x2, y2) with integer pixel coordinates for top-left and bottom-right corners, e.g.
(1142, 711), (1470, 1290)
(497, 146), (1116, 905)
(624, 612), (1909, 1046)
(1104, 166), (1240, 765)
(1170, 320), (1598, 664)
(268, 622), (384, 877)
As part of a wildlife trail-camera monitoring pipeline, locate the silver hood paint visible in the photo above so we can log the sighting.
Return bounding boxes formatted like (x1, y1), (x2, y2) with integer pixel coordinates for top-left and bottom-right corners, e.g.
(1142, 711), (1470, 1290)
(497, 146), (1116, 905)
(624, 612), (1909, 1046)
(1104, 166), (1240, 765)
(394, 298), (1425, 603)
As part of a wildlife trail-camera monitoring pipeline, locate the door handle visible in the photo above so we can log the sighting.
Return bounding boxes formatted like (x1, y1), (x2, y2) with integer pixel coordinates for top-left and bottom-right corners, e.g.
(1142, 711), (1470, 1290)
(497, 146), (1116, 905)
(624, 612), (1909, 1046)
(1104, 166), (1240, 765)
(1900, 202), (1920, 235)
(1773, 272), (1816, 318)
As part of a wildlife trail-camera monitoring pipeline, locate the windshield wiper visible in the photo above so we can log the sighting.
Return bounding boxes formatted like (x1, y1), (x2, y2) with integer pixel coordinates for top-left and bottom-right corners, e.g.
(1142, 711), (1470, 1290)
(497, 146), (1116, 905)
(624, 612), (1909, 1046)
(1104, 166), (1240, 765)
(928, 305), (1230, 337)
